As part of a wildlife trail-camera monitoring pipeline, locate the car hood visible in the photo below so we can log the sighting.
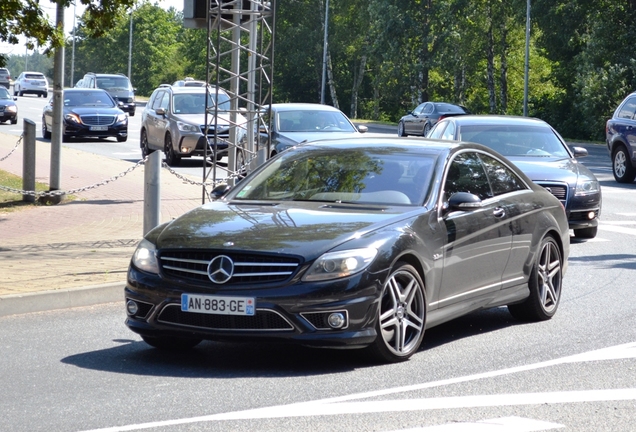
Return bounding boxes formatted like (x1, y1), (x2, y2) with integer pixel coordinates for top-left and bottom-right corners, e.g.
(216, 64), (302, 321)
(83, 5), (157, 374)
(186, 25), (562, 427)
(67, 106), (123, 116)
(506, 156), (595, 184)
(277, 131), (359, 144)
(154, 200), (413, 259)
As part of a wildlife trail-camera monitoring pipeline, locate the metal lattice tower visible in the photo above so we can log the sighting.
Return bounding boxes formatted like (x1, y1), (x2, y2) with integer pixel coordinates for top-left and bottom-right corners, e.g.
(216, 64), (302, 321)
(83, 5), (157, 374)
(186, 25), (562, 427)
(185, 0), (275, 203)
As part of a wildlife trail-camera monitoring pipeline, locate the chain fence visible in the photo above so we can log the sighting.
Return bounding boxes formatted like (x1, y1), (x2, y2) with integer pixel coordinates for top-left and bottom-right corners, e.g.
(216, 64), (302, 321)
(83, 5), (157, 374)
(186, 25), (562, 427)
(0, 134), (255, 199)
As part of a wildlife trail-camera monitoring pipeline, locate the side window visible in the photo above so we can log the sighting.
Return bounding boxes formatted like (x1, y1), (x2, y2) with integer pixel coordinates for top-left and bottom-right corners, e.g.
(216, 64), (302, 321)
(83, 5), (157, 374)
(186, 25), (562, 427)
(441, 122), (456, 140)
(160, 92), (170, 110)
(479, 154), (527, 196)
(444, 152), (492, 201)
(412, 103), (425, 115)
(617, 97), (636, 119)
(428, 121), (447, 139)
(422, 103), (434, 115)
(150, 91), (165, 110)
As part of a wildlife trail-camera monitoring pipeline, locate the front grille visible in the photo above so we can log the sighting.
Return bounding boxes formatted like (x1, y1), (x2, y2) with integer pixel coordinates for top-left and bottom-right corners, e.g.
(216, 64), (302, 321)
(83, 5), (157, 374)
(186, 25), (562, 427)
(159, 250), (301, 286)
(157, 304), (295, 331)
(80, 115), (115, 126)
(536, 182), (568, 205)
(201, 125), (230, 138)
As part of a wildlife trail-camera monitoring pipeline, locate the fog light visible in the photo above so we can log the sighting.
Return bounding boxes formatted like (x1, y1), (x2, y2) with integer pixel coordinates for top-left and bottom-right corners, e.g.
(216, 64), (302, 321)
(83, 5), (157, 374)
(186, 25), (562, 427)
(181, 146), (192, 153)
(126, 300), (138, 315)
(327, 312), (346, 329)
(587, 211), (596, 220)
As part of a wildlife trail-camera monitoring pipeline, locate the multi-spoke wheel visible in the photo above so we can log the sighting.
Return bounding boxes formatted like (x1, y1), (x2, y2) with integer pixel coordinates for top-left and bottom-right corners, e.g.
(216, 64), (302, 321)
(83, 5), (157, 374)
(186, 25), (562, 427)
(164, 134), (181, 166)
(397, 121), (407, 137)
(508, 235), (563, 321)
(367, 262), (426, 363)
(423, 122), (431, 137)
(612, 145), (636, 183)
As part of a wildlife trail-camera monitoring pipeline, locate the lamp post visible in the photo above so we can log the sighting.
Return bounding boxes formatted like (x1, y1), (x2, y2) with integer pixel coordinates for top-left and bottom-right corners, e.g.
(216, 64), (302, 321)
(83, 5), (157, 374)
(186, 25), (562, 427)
(320, 0), (329, 105)
(128, 10), (133, 79)
(523, 0), (530, 116)
(70, 0), (76, 87)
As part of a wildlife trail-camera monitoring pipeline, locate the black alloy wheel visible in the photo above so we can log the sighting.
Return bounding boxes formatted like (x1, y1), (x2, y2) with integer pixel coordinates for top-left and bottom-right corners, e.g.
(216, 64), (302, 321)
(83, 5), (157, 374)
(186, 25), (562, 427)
(164, 134), (181, 166)
(508, 235), (562, 321)
(367, 262), (426, 363)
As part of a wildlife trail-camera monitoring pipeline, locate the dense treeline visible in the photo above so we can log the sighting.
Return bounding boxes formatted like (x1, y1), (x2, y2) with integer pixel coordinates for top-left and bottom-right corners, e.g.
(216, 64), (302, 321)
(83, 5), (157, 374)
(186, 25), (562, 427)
(5, 0), (636, 141)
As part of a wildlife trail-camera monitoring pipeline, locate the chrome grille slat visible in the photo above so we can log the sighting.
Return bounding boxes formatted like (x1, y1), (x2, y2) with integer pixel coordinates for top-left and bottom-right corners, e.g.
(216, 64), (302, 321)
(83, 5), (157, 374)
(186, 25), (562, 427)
(80, 115), (116, 126)
(159, 251), (301, 285)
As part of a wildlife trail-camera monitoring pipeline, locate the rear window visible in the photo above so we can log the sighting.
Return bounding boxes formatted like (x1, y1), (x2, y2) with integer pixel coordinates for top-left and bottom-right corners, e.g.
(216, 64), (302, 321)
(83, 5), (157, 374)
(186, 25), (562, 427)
(25, 74), (45, 79)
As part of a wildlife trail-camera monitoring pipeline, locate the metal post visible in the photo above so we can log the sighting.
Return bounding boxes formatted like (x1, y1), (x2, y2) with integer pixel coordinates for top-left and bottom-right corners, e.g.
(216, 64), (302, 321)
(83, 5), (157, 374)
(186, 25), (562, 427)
(70, 1), (76, 87)
(22, 119), (36, 203)
(523, 0), (530, 117)
(48, 0), (65, 204)
(143, 151), (161, 235)
(320, 0), (329, 104)
(128, 11), (133, 80)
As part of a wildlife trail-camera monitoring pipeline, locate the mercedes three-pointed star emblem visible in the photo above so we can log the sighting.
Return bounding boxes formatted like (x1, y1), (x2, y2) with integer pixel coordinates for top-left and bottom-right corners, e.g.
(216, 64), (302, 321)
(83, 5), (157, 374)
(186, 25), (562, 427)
(207, 255), (234, 284)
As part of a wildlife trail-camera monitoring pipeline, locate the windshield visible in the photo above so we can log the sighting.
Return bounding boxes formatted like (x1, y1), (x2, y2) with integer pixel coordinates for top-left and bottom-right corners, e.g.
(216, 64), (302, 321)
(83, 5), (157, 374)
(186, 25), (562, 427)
(63, 91), (115, 108)
(0, 88), (10, 100)
(277, 110), (356, 132)
(96, 77), (131, 91)
(459, 125), (570, 157)
(231, 146), (437, 206)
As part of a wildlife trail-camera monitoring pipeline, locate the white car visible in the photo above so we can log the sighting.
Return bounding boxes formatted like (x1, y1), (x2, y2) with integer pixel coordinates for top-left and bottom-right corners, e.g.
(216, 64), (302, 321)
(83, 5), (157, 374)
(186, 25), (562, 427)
(13, 71), (49, 98)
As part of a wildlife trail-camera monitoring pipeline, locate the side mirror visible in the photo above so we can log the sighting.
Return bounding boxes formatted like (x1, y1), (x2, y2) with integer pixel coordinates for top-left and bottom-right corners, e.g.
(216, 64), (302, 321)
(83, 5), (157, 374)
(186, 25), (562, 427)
(155, 107), (166, 116)
(571, 146), (588, 158)
(357, 124), (368, 133)
(447, 192), (483, 211)
(210, 183), (231, 200)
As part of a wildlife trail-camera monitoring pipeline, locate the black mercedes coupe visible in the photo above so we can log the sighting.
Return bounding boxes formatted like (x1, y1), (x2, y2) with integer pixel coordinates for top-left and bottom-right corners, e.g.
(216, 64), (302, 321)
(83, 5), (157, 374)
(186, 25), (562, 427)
(125, 137), (570, 363)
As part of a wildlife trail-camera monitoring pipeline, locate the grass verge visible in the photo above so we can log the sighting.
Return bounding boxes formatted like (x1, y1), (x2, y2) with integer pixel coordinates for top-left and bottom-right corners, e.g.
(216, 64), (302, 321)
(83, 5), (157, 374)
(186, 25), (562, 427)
(0, 169), (55, 212)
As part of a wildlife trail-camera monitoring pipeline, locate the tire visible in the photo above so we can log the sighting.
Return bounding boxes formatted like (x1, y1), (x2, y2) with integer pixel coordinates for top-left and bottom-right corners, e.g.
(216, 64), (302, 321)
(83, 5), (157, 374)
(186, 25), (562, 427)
(508, 235), (563, 321)
(397, 121), (407, 137)
(423, 122), (431, 137)
(366, 262), (426, 363)
(129, 110), (135, 117)
(117, 135), (128, 142)
(140, 129), (154, 158)
(164, 134), (181, 166)
(10, 117), (17, 125)
(574, 226), (597, 239)
(42, 117), (51, 139)
(612, 145), (636, 183)
(141, 335), (202, 350)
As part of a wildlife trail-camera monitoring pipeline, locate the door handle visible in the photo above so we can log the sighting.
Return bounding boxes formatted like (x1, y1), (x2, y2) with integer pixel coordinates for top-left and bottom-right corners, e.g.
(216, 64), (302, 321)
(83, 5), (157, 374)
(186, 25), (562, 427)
(493, 207), (505, 218)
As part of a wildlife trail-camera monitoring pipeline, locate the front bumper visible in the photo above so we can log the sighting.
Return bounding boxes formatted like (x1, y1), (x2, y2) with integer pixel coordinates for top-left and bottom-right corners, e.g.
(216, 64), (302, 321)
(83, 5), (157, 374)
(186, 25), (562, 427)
(64, 123), (128, 139)
(566, 192), (601, 230)
(124, 265), (383, 349)
(176, 134), (230, 158)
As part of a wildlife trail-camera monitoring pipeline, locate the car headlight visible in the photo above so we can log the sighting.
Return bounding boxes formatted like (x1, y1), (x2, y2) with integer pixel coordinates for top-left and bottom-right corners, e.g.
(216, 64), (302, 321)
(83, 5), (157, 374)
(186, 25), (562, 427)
(177, 121), (200, 133)
(5, 105), (17, 113)
(117, 113), (128, 123)
(302, 247), (378, 282)
(575, 177), (600, 196)
(64, 113), (81, 124)
(131, 239), (159, 274)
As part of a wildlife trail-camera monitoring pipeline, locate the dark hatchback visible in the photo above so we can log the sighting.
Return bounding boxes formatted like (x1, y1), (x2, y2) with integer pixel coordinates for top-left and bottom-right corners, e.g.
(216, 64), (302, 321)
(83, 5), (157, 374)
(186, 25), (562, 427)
(125, 137), (569, 363)
(428, 115), (601, 239)
(0, 87), (18, 124)
(606, 91), (636, 183)
(42, 88), (128, 142)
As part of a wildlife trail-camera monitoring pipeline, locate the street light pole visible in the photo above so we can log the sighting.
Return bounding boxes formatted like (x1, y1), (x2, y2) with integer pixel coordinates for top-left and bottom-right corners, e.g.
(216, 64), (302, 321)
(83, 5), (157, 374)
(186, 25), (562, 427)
(70, 0), (76, 87)
(523, 0), (530, 117)
(128, 10), (133, 79)
(320, 0), (329, 105)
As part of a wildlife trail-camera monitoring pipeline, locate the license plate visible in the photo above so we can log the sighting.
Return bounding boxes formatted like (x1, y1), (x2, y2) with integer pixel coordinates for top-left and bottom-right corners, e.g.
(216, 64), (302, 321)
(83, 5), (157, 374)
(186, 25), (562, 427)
(90, 126), (108, 131)
(181, 294), (255, 316)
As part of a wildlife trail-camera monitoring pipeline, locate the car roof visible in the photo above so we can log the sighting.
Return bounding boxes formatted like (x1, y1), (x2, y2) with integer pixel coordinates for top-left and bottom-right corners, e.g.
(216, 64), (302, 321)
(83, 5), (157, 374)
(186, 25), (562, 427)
(446, 114), (550, 127)
(298, 135), (476, 153)
(64, 88), (109, 94)
(270, 103), (344, 112)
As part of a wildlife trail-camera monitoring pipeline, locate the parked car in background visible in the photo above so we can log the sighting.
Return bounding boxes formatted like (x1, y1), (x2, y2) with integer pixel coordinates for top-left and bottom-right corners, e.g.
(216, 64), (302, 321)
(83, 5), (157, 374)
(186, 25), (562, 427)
(172, 77), (207, 87)
(76, 72), (136, 116)
(0, 68), (10, 89)
(0, 87), (18, 124)
(13, 71), (48, 97)
(124, 137), (569, 363)
(428, 115), (601, 238)
(606, 91), (636, 183)
(398, 102), (468, 137)
(140, 84), (246, 166)
(42, 88), (128, 142)
(257, 103), (368, 157)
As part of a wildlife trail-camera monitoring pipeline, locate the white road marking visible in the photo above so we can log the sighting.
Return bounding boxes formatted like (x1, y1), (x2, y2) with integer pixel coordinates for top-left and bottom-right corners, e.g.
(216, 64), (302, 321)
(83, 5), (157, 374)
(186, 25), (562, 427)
(79, 342), (636, 432)
(391, 416), (564, 431)
(598, 224), (636, 236)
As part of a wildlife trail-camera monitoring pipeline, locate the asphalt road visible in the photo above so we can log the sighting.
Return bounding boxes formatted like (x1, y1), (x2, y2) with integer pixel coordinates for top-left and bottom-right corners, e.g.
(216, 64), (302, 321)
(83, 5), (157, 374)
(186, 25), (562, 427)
(2, 116), (636, 430)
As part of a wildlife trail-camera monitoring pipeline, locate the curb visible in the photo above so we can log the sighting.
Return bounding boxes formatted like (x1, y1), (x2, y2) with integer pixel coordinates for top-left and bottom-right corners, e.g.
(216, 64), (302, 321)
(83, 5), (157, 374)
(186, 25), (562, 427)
(0, 282), (123, 318)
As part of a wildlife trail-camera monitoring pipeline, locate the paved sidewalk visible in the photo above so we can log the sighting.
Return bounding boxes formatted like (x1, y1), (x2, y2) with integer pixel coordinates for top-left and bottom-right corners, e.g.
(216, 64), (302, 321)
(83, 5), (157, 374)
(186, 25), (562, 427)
(0, 131), (216, 317)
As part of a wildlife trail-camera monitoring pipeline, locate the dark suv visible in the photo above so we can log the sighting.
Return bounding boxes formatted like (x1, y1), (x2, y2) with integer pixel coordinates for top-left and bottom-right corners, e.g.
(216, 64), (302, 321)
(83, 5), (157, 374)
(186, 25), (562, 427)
(76, 72), (136, 116)
(606, 92), (636, 183)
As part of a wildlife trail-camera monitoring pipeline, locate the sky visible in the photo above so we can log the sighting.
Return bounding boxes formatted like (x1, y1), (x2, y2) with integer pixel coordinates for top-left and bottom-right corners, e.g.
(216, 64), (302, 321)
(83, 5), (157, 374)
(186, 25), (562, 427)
(0, 0), (184, 56)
